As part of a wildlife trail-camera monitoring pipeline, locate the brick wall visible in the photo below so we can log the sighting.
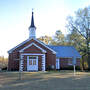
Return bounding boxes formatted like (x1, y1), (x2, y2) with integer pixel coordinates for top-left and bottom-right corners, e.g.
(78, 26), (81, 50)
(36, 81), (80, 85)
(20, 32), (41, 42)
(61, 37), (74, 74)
(60, 57), (80, 69)
(60, 58), (69, 68)
(76, 58), (80, 66)
(8, 39), (56, 71)
(8, 53), (19, 71)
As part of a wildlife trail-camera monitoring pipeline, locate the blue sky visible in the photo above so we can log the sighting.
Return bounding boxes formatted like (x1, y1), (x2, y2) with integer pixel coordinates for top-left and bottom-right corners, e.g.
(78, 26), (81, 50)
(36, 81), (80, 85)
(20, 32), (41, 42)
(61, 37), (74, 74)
(0, 0), (90, 57)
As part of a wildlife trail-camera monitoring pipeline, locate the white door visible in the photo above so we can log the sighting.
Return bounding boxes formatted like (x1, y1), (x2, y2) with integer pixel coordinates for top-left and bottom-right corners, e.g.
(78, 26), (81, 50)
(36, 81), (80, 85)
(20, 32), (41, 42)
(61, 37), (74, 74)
(27, 56), (38, 71)
(56, 58), (60, 69)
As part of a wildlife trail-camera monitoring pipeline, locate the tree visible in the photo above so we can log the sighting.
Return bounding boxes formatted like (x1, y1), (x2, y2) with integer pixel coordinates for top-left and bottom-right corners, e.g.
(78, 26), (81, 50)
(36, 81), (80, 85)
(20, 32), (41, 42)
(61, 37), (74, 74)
(38, 35), (52, 45)
(66, 6), (90, 70)
(66, 30), (87, 70)
(0, 56), (8, 70)
(50, 30), (66, 45)
(38, 30), (66, 46)
(66, 30), (85, 51)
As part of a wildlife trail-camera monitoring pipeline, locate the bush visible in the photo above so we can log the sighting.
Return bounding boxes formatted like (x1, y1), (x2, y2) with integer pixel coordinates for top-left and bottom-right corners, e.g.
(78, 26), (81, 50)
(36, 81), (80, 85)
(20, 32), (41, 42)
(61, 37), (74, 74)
(60, 66), (80, 70)
(75, 66), (80, 70)
(2, 67), (7, 70)
(47, 65), (55, 71)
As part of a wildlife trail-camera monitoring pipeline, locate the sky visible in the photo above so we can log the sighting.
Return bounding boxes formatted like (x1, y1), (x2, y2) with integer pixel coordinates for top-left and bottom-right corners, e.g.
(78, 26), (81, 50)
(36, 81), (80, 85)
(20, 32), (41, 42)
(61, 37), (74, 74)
(0, 0), (90, 57)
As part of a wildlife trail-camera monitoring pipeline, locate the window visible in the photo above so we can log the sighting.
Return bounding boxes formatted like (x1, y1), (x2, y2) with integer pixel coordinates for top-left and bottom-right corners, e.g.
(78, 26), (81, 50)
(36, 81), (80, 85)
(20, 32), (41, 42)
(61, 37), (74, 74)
(29, 56), (36, 59)
(29, 60), (32, 65)
(28, 56), (37, 65)
(33, 60), (36, 65)
(68, 58), (73, 65)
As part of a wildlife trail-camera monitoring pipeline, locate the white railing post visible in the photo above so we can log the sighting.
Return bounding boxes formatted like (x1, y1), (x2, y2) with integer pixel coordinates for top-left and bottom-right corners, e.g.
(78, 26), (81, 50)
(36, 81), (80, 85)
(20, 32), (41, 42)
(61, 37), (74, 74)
(42, 54), (45, 71)
(19, 55), (24, 71)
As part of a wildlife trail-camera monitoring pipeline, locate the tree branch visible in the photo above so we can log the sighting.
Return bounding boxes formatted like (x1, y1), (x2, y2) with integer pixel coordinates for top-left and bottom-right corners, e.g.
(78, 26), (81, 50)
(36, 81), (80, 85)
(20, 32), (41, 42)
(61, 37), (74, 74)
(70, 23), (87, 39)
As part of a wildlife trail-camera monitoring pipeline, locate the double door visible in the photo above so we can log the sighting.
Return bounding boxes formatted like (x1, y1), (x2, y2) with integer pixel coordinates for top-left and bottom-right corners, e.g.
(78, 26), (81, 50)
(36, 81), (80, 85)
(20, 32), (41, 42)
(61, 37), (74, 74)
(27, 56), (38, 71)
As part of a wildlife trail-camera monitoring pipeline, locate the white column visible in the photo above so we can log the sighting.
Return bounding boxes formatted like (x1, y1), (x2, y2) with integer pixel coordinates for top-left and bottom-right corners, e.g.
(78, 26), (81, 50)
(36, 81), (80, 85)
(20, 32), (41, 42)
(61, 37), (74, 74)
(19, 55), (24, 71)
(42, 54), (45, 71)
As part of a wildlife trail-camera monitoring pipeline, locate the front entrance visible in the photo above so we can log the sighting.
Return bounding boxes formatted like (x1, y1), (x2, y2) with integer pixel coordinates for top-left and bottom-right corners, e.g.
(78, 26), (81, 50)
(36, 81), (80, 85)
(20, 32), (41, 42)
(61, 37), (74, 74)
(27, 56), (38, 71)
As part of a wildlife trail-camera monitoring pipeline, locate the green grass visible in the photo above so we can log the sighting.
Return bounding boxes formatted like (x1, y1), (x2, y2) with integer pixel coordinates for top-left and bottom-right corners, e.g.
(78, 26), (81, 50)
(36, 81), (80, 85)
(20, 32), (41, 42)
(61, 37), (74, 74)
(0, 70), (90, 90)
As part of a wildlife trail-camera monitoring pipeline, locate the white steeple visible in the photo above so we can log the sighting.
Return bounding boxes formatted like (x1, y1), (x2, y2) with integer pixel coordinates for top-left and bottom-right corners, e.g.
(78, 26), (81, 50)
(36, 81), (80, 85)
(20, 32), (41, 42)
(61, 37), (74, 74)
(29, 10), (36, 39)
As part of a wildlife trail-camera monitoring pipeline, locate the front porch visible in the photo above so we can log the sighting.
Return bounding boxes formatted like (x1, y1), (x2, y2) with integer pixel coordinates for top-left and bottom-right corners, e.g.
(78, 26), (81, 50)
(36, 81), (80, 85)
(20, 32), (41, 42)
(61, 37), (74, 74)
(19, 53), (46, 72)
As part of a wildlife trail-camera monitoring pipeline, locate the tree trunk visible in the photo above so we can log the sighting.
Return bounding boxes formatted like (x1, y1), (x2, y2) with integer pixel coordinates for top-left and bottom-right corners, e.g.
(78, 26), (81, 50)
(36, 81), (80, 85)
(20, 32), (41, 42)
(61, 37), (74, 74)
(81, 56), (85, 71)
(87, 53), (90, 70)
(86, 36), (90, 70)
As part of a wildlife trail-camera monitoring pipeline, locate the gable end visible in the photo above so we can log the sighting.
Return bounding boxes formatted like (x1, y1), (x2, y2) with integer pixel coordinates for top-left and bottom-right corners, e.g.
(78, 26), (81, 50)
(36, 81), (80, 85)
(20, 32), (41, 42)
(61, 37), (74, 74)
(8, 38), (56, 54)
(19, 43), (46, 53)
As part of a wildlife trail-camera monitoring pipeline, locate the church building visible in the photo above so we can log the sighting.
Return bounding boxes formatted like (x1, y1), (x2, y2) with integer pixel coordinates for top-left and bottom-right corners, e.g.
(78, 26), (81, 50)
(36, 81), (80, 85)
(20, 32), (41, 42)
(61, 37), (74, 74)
(8, 11), (81, 71)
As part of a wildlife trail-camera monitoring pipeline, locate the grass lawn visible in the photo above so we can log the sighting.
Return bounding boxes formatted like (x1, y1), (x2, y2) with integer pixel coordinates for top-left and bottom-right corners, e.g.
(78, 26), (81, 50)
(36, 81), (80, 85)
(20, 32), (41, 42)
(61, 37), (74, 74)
(0, 70), (90, 90)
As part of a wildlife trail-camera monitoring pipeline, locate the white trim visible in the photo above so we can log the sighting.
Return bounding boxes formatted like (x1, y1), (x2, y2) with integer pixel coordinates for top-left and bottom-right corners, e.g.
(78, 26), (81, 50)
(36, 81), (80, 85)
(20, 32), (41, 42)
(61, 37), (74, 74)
(34, 39), (56, 54)
(19, 55), (24, 71)
(19, 43), (46, 53)
(21, 53), (45, 56)
(20, 53), (46, 71)
(8, 38), (56, 54)
(42, 54), (45, 71)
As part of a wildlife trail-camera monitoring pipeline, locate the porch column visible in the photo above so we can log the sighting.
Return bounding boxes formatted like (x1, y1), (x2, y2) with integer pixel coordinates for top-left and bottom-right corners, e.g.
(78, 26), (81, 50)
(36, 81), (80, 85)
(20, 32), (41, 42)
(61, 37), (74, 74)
(19, 55), (24, 71)
(42, 54), (45, 71)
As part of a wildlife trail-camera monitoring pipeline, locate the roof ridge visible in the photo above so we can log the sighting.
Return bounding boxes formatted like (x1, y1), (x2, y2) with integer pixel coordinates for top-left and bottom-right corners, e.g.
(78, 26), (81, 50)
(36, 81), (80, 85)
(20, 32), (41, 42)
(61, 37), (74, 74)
(8, 38), (56, 54)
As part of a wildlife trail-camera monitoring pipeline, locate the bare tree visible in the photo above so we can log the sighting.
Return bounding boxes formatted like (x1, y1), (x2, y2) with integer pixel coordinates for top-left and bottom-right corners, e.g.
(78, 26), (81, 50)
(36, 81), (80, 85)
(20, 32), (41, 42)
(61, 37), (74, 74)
(66, 6), (90, 70)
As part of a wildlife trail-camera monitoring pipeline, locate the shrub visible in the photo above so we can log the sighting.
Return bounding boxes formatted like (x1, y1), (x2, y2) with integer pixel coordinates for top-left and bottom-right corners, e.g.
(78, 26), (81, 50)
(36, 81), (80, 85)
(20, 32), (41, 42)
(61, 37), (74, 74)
(60, 66), (80, 70)
(47, 65), (55, 71)
(2, 67), (7, 70)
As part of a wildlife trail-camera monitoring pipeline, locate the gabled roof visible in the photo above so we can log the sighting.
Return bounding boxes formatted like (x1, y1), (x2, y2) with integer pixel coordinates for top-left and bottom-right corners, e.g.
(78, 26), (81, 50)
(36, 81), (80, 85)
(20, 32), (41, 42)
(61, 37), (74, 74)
(8, 38), (56, 54)
(48, 45), (81, 58)
(8, 38), (30, 53)
(19, 43), (46, 53)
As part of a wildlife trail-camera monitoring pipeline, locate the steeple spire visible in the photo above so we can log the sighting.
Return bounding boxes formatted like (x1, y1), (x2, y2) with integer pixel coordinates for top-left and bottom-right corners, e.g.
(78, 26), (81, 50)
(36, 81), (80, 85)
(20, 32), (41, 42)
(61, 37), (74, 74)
(29, 10), (36, 39)
(30, 10), (36, 28)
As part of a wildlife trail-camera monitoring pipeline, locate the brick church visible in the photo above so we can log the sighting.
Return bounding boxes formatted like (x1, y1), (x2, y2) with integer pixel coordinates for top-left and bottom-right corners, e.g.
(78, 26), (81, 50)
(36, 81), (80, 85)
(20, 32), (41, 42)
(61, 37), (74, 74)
(8, 11), (81, 71)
